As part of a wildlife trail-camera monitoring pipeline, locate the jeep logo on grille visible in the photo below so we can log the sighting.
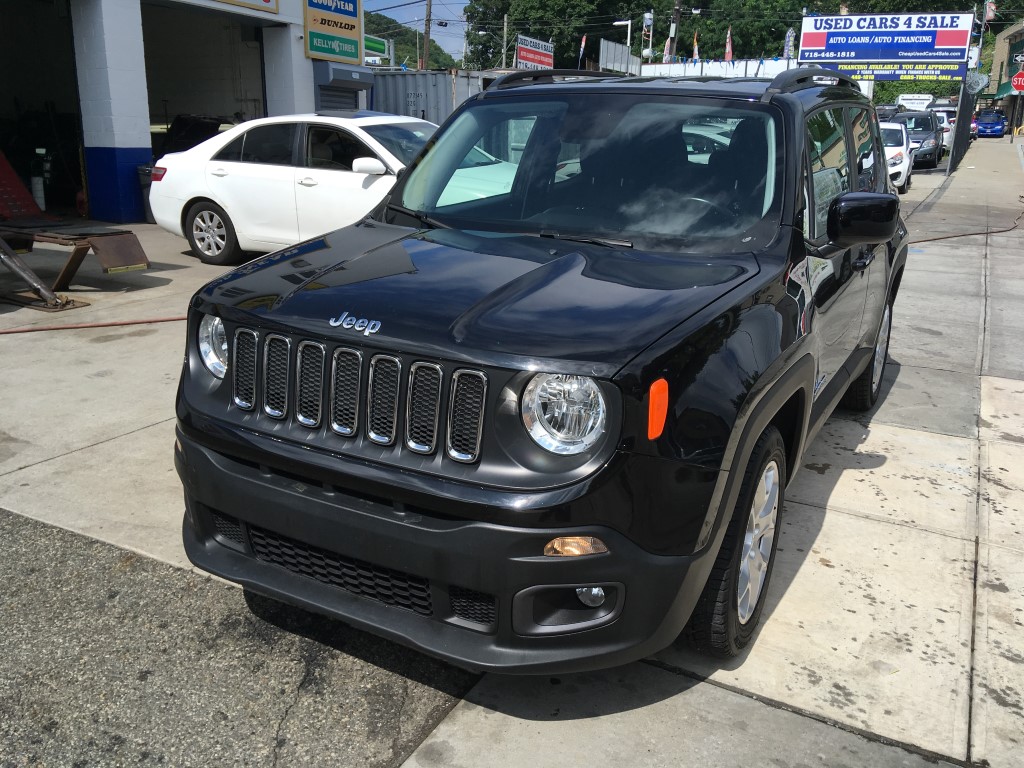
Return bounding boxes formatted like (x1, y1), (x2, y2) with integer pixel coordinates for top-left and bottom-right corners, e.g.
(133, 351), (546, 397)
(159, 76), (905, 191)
(329, 311), (381, 336)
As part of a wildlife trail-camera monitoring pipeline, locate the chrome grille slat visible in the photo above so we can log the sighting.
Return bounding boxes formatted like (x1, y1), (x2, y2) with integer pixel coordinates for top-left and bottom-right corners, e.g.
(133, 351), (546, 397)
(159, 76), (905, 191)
(447, 370), (486, 463)
(330, 348), (362, 437)
(296, 341), (326, 428)
(406, 363), (442, 454)
(233, 329), (258, 410)
(263, 335), (291, 419)
(367, 355), (401, 445)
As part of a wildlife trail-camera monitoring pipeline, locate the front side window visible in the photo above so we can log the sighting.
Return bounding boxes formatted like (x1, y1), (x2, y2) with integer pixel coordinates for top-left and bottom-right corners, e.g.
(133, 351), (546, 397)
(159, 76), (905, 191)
(851, 108), (881, 192)
(806, 107), (850, 240)
(306, 126), (374, 171)
(396, 93), (783, 251)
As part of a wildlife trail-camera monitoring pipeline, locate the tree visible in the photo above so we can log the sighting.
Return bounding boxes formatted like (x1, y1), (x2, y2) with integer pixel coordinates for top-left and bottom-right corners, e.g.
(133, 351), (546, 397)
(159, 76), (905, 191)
(365, 12), (457, 69)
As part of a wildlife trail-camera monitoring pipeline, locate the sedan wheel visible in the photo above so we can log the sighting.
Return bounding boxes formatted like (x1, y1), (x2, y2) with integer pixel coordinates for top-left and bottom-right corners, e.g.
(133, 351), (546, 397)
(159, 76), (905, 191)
(185, 202), (243, 266)
(737, 459), (780, 625)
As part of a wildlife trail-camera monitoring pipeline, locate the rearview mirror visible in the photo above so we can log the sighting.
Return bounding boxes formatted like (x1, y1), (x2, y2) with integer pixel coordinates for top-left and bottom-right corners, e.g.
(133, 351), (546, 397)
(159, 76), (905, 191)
(353, 157), (388, 175)
(827, 192), (899, 247)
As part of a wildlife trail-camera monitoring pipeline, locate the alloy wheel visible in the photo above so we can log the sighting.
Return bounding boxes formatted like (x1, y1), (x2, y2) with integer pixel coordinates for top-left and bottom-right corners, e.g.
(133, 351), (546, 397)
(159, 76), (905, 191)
(737, 459), (780, 625)
(872, 305), (892, 396)
(193, 210), (227, 257)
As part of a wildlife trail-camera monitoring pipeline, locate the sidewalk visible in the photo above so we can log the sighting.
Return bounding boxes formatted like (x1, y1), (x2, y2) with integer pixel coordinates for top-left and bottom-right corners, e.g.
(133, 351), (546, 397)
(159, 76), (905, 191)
(1, 140), (1023, 766)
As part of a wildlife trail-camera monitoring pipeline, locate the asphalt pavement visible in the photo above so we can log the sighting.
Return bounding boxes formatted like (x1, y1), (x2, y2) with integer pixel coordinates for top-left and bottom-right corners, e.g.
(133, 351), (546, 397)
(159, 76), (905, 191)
(1, 139), (1023, 767)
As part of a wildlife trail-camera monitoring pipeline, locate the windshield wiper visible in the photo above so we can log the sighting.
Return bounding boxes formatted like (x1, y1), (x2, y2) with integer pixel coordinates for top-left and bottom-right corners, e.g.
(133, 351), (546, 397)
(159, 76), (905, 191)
(386, 203), (449, 229)
(538, 230), (633, 248)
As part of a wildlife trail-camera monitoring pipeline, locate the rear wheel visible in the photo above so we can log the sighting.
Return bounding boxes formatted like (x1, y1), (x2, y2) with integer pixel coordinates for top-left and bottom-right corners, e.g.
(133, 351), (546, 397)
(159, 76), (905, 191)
(842, 301), (892, 411)
(185, 201), (243, 266)
(685, 425), (787, 657)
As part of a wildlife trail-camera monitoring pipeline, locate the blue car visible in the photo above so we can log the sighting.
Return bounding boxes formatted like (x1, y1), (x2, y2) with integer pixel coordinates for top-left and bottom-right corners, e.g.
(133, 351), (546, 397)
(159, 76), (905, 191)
(976, 111), (1005, 138)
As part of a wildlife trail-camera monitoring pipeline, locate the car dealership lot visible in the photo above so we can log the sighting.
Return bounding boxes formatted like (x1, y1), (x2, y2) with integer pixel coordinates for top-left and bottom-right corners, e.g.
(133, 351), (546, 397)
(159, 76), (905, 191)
(2, 142), (1023, 766)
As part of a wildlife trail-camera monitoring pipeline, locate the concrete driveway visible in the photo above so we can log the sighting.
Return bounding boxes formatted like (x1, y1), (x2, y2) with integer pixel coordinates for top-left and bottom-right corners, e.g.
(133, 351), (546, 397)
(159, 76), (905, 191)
(1, 140), (1022, 767)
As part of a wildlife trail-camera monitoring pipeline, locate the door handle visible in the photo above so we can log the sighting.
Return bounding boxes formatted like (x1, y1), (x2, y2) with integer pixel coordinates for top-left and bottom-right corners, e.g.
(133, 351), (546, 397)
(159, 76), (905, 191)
(852, 249), (875, 271)
(298, 178), (318, 187)
(210, 169), (228, 177)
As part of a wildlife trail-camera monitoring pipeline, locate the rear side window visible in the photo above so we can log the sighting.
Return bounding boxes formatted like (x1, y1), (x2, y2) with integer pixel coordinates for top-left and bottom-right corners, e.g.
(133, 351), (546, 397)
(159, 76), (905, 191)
(806, 108), (850, 240)
(216, 124), (296, 166)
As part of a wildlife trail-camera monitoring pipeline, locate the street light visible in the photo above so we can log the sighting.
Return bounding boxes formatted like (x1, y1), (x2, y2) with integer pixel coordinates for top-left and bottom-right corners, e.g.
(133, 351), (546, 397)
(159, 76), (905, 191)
(613, 19), (633, 75)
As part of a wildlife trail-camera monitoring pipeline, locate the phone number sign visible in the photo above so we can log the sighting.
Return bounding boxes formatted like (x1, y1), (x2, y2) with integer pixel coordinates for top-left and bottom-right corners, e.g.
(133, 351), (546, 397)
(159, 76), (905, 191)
(799, 13), (972, 79)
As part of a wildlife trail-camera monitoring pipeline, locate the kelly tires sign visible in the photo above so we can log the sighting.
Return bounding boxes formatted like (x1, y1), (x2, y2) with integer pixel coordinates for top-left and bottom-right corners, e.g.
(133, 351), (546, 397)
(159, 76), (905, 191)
(798, 13), (973, 81)
(305, 0), (362, 64)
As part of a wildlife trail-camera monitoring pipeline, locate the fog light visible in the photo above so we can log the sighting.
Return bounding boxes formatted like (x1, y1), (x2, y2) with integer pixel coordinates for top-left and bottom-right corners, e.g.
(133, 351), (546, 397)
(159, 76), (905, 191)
(543, 536), (608, 557)
(576, 586), (606, 607)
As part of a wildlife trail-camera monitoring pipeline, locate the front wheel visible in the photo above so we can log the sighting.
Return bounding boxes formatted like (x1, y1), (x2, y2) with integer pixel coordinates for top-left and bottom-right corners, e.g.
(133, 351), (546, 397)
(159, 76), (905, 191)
(185, 201), (243, 266)
(684, 425), (787, 657)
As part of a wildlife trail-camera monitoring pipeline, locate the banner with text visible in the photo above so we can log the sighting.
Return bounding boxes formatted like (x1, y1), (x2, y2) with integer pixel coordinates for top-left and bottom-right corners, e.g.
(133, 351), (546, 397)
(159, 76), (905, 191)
(305, 0), (362, 64)
(798, 13), (972, 80)
(516, 34), (554, 70)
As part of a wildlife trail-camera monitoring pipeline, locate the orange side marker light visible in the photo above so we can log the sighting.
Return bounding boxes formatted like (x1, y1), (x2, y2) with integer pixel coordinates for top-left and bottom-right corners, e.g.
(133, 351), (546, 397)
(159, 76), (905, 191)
(648, 378), (669, 440)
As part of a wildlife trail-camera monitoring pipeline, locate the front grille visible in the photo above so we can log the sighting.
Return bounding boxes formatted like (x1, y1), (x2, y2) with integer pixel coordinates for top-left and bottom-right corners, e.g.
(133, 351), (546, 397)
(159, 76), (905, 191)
(406, 363), (442, 453)
(296, 342), (325, 428)
(448, 371), (486, 462)
(230, 329), (488, 464)
(249, 525), (432, 616)
(450, 586), (497, 628)
(367, 355), (400, 445)
(263, 335), (290, 419)
(233, 330), (257, 410)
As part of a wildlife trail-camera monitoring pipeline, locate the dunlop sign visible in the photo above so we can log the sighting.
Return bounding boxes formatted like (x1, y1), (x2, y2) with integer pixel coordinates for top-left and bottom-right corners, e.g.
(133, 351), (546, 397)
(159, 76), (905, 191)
(799, 13), (973, 80)
(305, 0), (362, 64)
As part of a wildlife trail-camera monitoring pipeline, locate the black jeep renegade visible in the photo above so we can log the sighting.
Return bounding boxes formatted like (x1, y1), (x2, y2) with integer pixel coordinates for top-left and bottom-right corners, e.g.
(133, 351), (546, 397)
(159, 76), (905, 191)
(175, 67), (907, 673)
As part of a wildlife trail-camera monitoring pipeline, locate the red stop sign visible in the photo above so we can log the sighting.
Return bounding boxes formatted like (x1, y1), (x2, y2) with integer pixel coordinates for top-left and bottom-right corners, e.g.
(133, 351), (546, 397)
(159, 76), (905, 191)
(1013, 71), (1024, 92)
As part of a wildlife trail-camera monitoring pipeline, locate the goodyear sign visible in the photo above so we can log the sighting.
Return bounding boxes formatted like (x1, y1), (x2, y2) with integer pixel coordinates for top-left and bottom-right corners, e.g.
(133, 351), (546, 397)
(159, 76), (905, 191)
(305, 0), (362, 64)
(798, 13), (973, 80)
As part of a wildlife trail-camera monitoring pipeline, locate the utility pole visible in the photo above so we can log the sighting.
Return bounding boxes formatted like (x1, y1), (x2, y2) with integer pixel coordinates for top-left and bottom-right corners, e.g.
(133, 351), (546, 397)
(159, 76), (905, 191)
(668, 0), (681, 61)
(502, 13), (508, 69)
(422, 0), (432, 70)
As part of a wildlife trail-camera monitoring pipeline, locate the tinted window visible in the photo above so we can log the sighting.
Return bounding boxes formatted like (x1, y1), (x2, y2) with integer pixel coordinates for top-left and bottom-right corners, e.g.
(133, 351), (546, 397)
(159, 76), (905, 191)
(240, 124), (296, 165)
(362, 121), (436, 166)
(806, 108), (850, 240)
(851, 108), (881, 192)
(306, 126), (373, 170)
(213, 135), (244, 162)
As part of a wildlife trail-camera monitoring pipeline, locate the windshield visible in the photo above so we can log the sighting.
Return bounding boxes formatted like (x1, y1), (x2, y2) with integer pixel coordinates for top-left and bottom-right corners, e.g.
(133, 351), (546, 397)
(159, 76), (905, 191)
(362, 121), (436, 166)
(880, 127), (904, 147)
(978, 112), (1001, 121)
(898, 115), (934, 132)
(394, 93), (783, 250)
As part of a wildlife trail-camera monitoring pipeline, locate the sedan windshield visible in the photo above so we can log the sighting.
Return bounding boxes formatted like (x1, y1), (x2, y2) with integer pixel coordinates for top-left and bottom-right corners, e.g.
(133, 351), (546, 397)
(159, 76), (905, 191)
(395, 93), (783, 250)
(362, 121), (436, 166)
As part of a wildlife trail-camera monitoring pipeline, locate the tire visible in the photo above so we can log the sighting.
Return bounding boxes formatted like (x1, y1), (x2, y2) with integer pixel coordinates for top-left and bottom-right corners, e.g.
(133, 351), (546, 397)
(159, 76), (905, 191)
(897, 177), (909, 195)
(842, 301), (892, 412)
(185, 201), (243, 266)
(684, 425), (787, 657)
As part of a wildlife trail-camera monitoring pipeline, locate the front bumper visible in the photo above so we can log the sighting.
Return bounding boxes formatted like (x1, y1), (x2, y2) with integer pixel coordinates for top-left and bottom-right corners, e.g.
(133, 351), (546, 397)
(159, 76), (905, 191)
(175, 425), (718, 674)
(888, 162), (909, 187)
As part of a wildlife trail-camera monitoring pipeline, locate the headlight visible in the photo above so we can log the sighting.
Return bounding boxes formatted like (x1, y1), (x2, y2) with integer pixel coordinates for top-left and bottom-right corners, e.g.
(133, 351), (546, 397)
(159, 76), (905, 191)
(887, 152), (904, 167)
(521, 373), (606, 454)
(198, 314), (228, 379)
(922, 139), (937, 148)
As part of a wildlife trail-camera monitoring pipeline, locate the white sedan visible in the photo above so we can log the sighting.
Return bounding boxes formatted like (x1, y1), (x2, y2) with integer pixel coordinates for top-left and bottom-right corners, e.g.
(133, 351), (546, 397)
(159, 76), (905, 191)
(879, 121), (912, 195)
(150, 112), (436, 264)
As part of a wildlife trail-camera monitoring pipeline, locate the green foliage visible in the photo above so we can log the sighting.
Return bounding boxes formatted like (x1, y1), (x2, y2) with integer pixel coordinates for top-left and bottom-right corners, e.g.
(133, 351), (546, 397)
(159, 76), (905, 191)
(872, 80), (961, 105)
(365, 11), (457, 70)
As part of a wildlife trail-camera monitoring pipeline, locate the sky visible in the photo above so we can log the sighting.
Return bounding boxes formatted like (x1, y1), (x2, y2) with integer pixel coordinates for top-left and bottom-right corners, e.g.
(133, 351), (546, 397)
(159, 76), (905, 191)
(365, 0), (471, 60)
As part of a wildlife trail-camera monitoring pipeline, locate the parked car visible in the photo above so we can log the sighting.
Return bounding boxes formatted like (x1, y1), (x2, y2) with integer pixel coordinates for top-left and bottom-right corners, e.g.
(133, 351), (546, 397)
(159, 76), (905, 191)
(892, 111), (942, 168)
(976, 110), (1006, 138)
(175, 67), (906, 672)
(933, 112), (954, 153)
(879, 121), (912, 194)
(875, 104), (905, 121)
(150, 111), (437, 265)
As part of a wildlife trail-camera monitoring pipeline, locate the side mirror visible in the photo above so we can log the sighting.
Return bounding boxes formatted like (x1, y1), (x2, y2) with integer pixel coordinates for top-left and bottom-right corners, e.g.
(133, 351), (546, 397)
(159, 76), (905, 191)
(827, 192), (899, 247)
(352, 157), (388, 175)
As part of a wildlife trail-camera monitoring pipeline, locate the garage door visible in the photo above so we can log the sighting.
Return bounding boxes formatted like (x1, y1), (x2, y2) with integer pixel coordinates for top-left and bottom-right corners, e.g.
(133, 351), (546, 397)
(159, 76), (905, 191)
(318, 86), (359, 111)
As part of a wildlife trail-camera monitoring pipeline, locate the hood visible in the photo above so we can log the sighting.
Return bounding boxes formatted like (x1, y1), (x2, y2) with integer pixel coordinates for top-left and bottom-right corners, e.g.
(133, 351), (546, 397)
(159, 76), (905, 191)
(199, 223), (758, 375)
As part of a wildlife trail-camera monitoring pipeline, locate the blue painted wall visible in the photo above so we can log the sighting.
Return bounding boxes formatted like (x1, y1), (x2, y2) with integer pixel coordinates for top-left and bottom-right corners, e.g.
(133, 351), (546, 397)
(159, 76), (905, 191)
(84, 146), (152, 223)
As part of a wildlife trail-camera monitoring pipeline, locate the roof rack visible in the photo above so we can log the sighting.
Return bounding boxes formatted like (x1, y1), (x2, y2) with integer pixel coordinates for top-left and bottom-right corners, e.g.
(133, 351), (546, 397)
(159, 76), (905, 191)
(486, 69), (620, 91)
(759, 66), (861, 102)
